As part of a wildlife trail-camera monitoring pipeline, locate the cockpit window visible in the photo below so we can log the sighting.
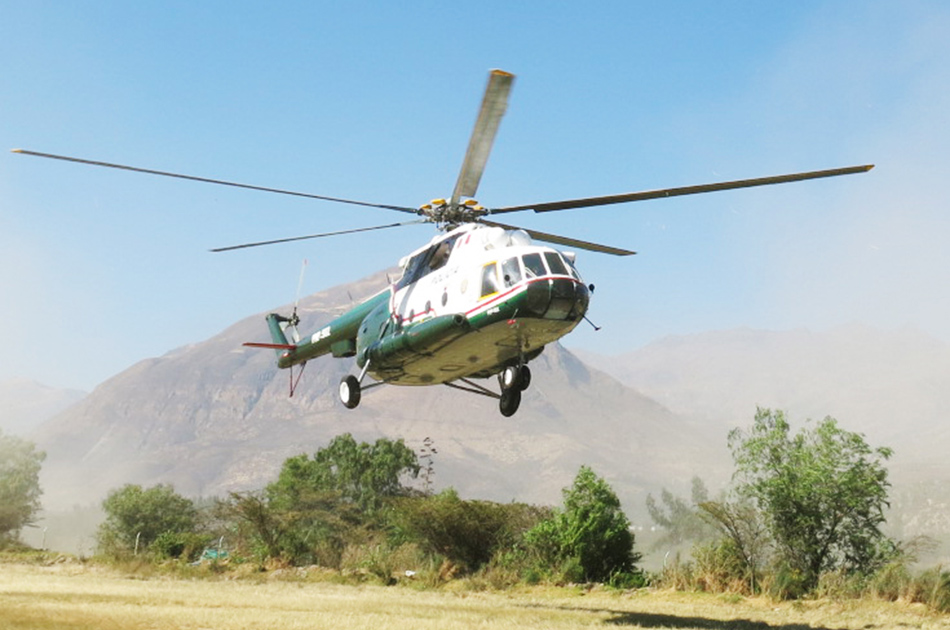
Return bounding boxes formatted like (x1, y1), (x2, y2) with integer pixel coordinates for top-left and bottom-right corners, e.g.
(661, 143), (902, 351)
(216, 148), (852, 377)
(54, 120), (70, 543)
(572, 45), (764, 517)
(480, 262), (500, 298)
(501, 257), (522, 288)
(544, 252), (569, 276)
(522, 253), (547, 278)
(397, 235), (458, 289)
(563, 256), (582, 280)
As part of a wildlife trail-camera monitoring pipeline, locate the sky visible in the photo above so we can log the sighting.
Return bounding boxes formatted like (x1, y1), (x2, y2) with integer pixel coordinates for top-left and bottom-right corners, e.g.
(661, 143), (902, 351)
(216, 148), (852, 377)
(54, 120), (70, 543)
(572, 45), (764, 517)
(2, 1), (949, 392)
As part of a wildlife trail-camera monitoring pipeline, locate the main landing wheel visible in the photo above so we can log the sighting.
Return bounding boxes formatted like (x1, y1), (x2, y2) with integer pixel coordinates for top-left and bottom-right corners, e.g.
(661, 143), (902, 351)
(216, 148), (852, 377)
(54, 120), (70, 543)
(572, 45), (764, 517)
(500, 365), (531, 392)
(499, 388), (522, 417)
(339, 375), (361, 409)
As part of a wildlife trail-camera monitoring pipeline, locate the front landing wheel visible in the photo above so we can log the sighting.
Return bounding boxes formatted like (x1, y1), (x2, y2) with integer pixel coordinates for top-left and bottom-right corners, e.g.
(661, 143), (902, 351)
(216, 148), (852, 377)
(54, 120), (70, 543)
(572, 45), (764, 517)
(499, 388), (522, 417)
(500, 365), (531, 391)
(339, 375), (361, 409)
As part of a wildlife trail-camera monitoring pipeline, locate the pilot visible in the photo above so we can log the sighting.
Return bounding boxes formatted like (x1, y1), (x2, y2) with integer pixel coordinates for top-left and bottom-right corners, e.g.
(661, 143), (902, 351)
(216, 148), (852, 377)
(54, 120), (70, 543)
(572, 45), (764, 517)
(428, 241), (451, 271)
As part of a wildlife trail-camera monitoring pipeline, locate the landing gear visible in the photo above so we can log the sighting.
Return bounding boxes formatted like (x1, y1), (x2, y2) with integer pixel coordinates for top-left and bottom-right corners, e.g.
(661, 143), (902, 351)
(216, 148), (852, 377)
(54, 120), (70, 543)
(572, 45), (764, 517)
(500, 365), (531, 392)
(339, 375), (361, 409)
(499, 388), (522, 417)
(498, 364), (531, 416)
(446, 363), (533, 416)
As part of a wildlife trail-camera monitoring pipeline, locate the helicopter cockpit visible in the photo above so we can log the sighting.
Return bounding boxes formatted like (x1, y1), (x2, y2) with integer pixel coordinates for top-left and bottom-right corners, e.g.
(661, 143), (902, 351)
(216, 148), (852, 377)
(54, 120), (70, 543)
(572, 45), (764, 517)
(396, 234), (460, 290)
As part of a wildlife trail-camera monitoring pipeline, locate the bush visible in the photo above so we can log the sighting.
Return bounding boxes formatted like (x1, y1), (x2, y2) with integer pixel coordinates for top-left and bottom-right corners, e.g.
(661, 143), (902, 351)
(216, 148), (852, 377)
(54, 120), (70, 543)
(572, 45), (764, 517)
(691, 538), (753, 594)
(391, 489), (547, 573)
(524, 466), (640, 583)
(97, 484), (198, 557)
(151, 531), (212, 561)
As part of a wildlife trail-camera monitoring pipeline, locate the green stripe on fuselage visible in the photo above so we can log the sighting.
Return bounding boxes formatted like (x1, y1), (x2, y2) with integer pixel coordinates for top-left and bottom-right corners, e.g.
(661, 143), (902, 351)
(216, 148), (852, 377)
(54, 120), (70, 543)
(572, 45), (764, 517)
(277, 290), (390, 369)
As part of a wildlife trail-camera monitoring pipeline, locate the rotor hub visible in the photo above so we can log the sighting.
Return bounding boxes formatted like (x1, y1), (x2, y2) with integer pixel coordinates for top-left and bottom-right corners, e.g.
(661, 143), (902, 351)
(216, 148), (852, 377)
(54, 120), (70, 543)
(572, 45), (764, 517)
(419, 198), (489, 229)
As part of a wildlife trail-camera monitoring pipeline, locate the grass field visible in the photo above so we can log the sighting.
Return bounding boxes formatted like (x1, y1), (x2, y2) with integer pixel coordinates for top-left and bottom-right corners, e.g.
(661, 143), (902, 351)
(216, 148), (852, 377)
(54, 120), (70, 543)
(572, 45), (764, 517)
(2, 560), (950, 630)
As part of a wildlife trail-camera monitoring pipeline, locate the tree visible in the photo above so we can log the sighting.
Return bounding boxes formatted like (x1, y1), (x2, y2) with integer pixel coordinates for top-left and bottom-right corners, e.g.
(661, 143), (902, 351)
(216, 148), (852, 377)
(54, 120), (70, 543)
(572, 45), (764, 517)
(0, 429), (46, 541)
(729, 408), (894, 590)
(698, 498), (770, 593)
(526, 465), (640, 582)
(98, 484), (198, 555)
(646, 476), (718, 549)
(268, 433), (420, 515)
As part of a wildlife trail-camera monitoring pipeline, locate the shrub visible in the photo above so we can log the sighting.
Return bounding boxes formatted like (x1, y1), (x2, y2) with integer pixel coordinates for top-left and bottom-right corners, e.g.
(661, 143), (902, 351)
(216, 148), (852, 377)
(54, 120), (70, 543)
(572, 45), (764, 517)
(524, 466), (640, 583)
(97, 484), (198, 557)
(391, 489), (547, 573)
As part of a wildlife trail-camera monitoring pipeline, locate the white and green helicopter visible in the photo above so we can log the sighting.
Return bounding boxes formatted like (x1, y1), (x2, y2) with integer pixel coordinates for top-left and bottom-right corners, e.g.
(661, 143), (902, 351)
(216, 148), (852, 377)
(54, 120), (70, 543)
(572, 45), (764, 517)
(13, 70), (872, 416)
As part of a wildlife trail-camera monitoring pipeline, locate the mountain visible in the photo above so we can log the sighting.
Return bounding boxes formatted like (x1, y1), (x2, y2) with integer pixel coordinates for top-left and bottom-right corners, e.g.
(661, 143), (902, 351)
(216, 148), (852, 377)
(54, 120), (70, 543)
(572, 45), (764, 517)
(0, 379), (86, 436)
(32, 272), (725, 522)
(578, 325), (950, 542)
(578, 325), (950, 467)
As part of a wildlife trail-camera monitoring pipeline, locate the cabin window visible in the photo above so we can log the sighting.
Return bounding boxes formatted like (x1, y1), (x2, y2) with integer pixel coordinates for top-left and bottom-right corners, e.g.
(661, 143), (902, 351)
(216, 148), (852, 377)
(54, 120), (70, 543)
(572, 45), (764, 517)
(522, 252), (547, 278)
(480, 262), (500, 297)
(501, 257), (522, 288)
(544, 251), (569, 276)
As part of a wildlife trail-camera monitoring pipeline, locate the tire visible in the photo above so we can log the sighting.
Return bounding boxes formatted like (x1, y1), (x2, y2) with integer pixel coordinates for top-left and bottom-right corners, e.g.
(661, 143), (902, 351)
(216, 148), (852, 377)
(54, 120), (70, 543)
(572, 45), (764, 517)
(519, 365), (532, 391)
(501, 365), (531, 392)
(500, 365), (519, 391)
(499, 388), (521, 417)
(339, 375), (361, 409)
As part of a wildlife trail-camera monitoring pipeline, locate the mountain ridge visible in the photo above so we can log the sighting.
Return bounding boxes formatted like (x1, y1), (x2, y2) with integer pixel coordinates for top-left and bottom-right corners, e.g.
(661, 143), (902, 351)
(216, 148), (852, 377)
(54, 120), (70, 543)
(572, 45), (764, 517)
(31, 272), (723, 519)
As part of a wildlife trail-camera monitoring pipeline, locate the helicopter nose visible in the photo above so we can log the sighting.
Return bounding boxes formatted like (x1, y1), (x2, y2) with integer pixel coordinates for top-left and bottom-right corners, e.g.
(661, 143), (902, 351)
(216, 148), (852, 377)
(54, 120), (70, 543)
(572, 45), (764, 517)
(524, 278), (589, 321)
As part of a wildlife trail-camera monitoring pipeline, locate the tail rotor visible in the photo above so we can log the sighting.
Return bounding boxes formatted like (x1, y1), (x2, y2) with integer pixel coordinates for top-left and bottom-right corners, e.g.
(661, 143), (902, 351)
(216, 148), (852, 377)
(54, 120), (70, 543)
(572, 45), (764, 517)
(287, 258), (307, 343)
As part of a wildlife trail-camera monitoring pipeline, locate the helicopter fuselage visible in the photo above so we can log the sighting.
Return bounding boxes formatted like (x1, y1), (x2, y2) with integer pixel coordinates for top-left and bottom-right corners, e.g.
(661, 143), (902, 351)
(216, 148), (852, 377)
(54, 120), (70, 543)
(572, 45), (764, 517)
(270, 223), (590, 388)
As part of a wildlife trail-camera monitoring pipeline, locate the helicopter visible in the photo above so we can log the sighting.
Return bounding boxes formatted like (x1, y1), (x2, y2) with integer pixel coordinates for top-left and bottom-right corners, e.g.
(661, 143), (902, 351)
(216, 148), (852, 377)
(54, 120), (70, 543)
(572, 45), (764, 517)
(13, 70), (873, 416)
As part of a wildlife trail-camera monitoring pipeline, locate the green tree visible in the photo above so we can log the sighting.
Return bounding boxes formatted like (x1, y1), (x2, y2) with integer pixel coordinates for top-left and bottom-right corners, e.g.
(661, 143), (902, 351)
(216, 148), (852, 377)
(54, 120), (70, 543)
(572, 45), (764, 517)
(729, 408), (894, 591)
(268, 433), (420, 515)
(97, 484), (198, 555)
(526, 465), (640, 582)
(0, 429), (46, 542)
(392, 488), (548, 571)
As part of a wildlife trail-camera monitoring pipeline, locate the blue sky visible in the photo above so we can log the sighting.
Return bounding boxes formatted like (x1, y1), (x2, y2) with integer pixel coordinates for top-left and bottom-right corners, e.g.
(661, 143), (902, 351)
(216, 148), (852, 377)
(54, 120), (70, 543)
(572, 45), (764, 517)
(2, 1), (949, 391)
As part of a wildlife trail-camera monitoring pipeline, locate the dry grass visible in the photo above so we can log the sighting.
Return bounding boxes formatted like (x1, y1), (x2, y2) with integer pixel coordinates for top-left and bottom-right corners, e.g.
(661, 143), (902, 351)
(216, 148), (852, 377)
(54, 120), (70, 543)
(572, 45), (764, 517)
(2, 560), (950, 630)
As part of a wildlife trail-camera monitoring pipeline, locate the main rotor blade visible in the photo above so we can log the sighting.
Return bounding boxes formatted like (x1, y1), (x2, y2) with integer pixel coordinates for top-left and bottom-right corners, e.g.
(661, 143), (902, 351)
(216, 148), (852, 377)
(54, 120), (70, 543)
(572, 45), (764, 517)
(210, 219), (427, 252)
(449, 70), (515, 208)
(479, 219), (636, 256)
(11, 149), (418, 214)
(491, 164), (875, 214)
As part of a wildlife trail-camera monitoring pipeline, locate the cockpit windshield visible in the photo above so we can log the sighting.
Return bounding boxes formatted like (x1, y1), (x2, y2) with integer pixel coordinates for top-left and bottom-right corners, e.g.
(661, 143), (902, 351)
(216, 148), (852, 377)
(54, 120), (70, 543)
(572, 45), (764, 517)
(543, 251), (569, 276)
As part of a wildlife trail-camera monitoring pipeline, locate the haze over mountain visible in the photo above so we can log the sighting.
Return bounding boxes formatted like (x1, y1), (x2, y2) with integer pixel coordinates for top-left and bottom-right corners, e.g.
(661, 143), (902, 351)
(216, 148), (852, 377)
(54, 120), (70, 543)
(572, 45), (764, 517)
(578, 325), (950, 543)
(0, 379), (85, 436)
(578, 325), (950, 474)
(30, 271), (725, 525)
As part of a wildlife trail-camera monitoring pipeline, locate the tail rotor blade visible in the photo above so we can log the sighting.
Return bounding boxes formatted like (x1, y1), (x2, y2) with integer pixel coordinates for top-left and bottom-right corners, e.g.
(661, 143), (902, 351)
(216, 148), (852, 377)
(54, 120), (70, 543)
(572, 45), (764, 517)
(289, 258), (308, 344)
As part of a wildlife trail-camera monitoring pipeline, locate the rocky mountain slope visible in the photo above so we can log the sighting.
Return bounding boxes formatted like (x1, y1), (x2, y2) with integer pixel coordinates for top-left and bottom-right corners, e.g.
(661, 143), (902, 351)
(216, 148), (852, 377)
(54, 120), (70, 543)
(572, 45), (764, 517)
(31, 272), (724, 521)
